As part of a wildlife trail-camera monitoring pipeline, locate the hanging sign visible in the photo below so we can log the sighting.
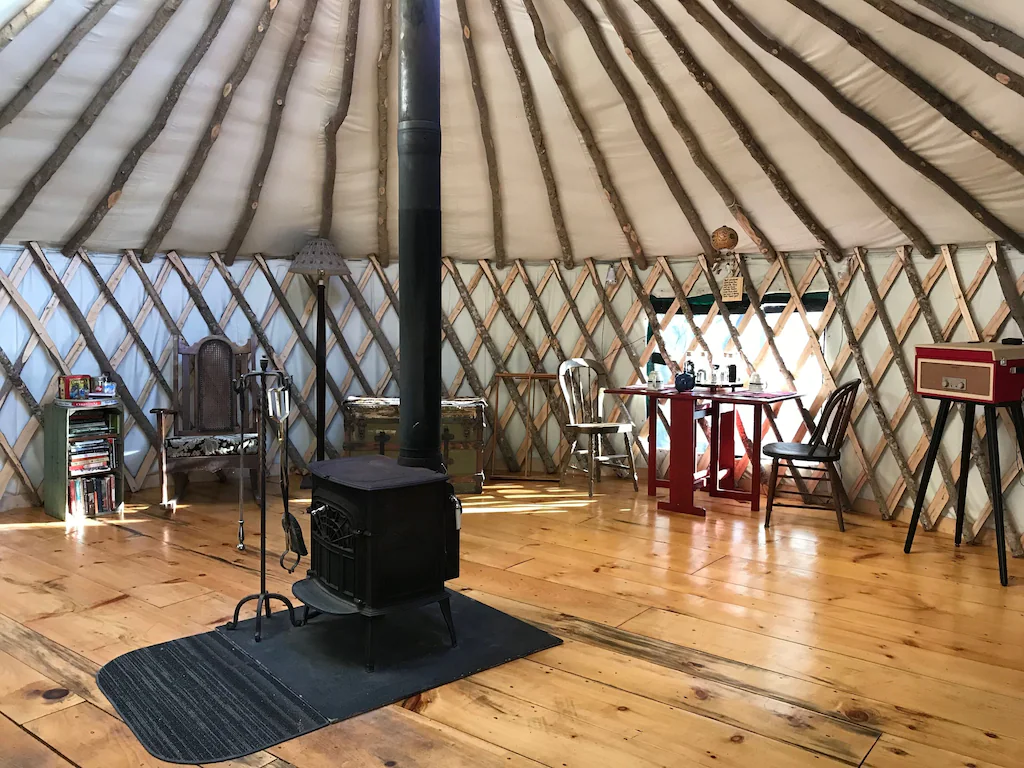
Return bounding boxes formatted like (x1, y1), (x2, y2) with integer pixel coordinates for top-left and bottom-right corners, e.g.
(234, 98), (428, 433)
(720, 275), (744, 302)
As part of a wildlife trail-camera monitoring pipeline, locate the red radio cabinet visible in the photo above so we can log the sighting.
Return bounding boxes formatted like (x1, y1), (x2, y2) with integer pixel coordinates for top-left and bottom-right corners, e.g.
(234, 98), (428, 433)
(915, 342), (1024, 404)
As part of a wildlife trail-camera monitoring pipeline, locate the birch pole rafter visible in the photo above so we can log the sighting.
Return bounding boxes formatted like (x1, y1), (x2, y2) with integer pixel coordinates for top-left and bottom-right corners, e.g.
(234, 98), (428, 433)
(860, 0), (1023, 98)
(142, 0), (279, 262)
(320, 0), (361, 239)
(0, 0), (118, 131)
(224, 0), (319, 264)
(707, 0), (1024, 256)
(785, 0), (1024, 176)
(664, 0), (930, 260)
(456, 0), (505, 267)
(375, 0), (393, 265)
(600, 0), (777, 260)
(520, 0), (645, 266)
(563, 0), (716, 259)
(63, 0), (236, 256)
(0, 0), (54, 53)
(0, 0), (182, 245)
(490, 0), (572, 267)
(910, 0), (1024, 62)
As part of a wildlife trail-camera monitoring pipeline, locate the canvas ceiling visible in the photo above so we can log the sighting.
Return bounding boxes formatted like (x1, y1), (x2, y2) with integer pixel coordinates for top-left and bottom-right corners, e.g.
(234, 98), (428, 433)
(0, 0), (1022, 262)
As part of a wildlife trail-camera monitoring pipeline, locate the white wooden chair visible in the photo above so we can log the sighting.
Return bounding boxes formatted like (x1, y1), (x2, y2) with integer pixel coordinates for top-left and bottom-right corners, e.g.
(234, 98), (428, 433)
(557, 358), (638, 497)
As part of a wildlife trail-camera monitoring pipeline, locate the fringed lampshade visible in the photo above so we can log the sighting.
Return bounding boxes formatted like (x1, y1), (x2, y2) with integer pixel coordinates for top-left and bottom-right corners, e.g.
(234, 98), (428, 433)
(288, 237), (349, 276)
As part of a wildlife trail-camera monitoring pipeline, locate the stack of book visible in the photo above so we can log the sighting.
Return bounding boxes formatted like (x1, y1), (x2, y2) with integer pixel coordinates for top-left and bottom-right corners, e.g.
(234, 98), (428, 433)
(69, 436), (116, 476)
(67, 475), (117, 517)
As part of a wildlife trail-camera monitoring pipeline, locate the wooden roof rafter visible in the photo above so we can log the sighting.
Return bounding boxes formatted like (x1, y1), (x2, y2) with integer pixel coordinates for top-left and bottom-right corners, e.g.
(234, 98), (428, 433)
(490, 0), (573, 268)
(456, 0), (506, 268)
(0, 0), (54, 53)
(224, 0), (320, 265)
(707, 0), (1024, 257)
(62, 0), (237, 257)
(320, 0), (362, 240)
(784, 0), (1024, 177)
(0, 0), (183, 246)
(521, 0), (646, 267)
(911, 0), (1024, 60)
(860, 0), (1023, 99)
(141, 0), (281, 262)
(0, 0), (118, 132)
(563, 0), (717, 260)
(672, 0), (931, 260)
(599, 0), (779, 261)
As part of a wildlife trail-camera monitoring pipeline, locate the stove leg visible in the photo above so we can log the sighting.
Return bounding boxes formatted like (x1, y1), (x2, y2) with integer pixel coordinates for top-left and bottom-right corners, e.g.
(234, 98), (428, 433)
(440, 596), (457, 647)
(364, 615), (375, 672)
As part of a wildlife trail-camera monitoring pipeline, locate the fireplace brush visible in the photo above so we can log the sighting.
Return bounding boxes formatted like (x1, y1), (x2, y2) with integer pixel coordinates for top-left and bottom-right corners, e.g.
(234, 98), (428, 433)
(267, 374), (306, 572)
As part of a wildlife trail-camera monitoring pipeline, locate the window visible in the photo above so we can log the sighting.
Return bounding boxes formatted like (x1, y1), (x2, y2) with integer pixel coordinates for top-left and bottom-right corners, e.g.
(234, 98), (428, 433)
(646, 292), (828, 450)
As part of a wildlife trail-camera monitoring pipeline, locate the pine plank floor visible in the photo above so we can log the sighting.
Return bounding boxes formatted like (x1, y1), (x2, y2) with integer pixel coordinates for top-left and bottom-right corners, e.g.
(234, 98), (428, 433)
(1, 478), (1023, 767)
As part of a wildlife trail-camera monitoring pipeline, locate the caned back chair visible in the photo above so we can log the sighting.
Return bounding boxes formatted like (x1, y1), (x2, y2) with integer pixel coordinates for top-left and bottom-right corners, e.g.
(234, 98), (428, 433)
(558, 358), (638, 497)
(763, 379), (861, 531)
(152, 335), (259, 509)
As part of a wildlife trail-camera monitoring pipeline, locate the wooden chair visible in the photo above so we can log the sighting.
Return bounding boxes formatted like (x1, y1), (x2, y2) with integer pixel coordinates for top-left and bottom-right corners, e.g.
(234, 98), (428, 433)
(152, 335), (259, 510)
(557, 358), (638, 497)
(763, 380), (860, 531)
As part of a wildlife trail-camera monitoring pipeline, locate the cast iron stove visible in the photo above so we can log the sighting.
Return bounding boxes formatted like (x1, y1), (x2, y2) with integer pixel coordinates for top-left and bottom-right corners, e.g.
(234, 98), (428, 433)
(292, 455), (459, 670)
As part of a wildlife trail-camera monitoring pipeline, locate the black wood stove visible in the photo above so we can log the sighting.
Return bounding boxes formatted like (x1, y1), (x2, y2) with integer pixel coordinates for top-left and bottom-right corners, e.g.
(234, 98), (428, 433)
(292, 455), (459, 670)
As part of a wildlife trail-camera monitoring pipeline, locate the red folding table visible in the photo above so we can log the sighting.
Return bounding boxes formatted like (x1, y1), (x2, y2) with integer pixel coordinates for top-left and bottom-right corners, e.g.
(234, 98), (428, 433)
(605, 385), (801, 517)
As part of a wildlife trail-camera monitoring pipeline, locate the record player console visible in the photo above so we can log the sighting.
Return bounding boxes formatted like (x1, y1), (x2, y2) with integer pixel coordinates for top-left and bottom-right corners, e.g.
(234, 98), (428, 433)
(915, 342), (1024, 404)
(909, 341), (1024, 587)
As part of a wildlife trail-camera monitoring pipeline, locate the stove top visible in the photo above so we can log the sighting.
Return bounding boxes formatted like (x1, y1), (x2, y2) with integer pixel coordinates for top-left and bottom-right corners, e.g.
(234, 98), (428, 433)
(308, 455), (448, 491)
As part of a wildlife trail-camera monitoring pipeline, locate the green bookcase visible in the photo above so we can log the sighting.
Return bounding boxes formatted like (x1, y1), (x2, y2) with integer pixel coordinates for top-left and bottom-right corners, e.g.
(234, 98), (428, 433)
(44, 400), (125, 521)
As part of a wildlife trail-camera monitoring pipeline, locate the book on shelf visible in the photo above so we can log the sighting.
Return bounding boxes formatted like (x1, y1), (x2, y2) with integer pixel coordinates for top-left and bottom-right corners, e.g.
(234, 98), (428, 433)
(55, 397), (119, 409)
(67, 474), (117, 517)
(68, 435), (117, 476)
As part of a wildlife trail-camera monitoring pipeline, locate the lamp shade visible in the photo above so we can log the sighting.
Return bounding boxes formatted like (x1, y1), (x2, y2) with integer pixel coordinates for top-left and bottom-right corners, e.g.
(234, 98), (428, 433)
(289, 237), (350, 276)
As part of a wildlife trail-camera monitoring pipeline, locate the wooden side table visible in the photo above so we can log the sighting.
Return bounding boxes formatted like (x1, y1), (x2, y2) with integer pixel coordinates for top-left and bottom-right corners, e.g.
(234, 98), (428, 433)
(488, 372), (560, 481)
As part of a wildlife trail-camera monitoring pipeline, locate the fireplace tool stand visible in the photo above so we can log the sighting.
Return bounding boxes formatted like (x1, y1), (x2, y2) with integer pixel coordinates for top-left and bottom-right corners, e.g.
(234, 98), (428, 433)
(227, 360), (302, 642)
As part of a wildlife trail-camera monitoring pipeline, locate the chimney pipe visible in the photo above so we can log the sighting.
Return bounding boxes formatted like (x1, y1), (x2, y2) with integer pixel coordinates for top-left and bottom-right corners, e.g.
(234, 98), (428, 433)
(397, 0), (442, 471)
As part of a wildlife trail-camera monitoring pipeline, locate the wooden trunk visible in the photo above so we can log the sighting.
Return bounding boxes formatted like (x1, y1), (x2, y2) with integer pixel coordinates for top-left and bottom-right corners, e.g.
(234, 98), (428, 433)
(341, 397), (486, 493)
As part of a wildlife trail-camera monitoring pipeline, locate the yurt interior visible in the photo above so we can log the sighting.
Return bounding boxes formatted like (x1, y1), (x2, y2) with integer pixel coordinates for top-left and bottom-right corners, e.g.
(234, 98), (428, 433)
(1, 0), (1024, 766)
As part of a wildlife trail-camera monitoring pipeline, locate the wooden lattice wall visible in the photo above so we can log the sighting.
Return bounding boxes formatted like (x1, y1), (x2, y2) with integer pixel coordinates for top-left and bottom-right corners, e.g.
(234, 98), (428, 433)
(1, 242), (1023, 556)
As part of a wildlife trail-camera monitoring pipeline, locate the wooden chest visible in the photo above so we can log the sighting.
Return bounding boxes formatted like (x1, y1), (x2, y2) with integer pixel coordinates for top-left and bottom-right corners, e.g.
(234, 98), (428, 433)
(341, 397), (487, 494)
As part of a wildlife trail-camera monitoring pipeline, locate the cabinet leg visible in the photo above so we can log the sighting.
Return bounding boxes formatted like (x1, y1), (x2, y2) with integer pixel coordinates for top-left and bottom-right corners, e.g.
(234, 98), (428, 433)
(905, 400), (951, 553)
(954, 403), (975, 547)
(985, 406), (1009, 587)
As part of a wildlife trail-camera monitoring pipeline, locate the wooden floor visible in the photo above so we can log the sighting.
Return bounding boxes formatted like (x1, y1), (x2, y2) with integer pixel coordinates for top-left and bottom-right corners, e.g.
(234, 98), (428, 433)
(2, 479), (1024, 768)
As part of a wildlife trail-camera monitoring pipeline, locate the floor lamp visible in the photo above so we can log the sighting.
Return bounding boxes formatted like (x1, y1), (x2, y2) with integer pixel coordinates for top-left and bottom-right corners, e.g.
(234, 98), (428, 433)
(289, 237), (349, 462)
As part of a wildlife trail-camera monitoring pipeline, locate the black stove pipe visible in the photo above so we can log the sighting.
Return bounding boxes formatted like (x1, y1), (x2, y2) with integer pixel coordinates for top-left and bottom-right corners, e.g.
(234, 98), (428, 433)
(396, 0), (443, 472)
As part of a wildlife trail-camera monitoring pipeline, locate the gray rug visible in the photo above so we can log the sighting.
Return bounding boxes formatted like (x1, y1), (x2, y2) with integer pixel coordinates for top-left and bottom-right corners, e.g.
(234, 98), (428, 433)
(96, 591), (560, 764)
